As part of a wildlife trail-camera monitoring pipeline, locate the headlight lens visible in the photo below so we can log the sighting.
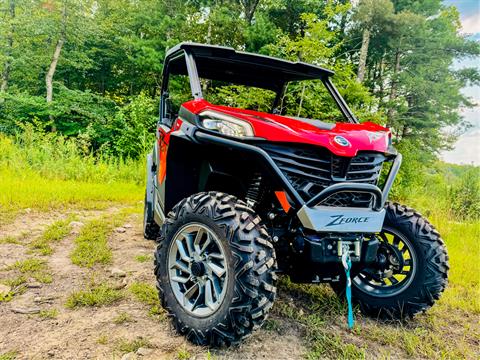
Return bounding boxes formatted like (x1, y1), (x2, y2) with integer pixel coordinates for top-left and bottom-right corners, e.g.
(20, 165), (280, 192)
(200, 110), (254, 138)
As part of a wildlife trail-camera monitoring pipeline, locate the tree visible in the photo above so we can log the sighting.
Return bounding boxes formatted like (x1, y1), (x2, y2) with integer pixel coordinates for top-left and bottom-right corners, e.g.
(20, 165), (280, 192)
(0, 0), (15, 98)
(352, 0), (394, 82)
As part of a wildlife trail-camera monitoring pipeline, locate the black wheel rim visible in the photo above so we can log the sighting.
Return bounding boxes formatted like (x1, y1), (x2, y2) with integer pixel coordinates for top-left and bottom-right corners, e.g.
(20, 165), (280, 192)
(353, 226), (417, 297)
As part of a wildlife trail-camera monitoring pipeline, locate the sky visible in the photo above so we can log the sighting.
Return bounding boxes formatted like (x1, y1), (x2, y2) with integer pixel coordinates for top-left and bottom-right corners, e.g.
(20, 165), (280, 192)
(440, 0), (480, 165)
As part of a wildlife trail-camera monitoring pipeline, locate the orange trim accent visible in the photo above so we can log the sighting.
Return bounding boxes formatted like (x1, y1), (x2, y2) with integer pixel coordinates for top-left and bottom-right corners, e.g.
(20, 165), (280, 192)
(275, 191), (291, 213)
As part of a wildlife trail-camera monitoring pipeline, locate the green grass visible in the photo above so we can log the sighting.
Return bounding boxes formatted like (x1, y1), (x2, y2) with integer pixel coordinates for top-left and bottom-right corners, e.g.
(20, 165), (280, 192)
(113, 311), (133, 324)
(97, 334), (109, 345)
(176, 346), (191, 360)
(6, 258), (46, 273)
(0, 236), (22, 245)
(2, 258), (52, 284)
(0, 351), (17, 360)
(0, 132), (143, 225)
(29, 217), (73, 255)
(0, 169), (142, 225)
(38, 309), (59, 319)
(66, 283), (123, 308)
(70, 218), (116, 268)
(134, 254), (152, 263)
(3, 259), (52, 285)
(70, 208), (139, 268)
(129, 281), (164, 317)
(116, 337), (152, 354)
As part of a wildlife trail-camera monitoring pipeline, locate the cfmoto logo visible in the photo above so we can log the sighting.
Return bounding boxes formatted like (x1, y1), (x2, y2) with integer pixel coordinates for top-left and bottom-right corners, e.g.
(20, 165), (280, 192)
(334, 136), (350, 147)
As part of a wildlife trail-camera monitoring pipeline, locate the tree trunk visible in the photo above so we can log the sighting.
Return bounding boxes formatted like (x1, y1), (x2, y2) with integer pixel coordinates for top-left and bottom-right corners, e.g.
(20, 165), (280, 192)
(241, 0), (260, 25)
(297, 83), (306, 117)
(46, 38), (64, 104)
(0, 0), (15, 101)
(357, 27), (371, 83)
(386, 49), (401, 125)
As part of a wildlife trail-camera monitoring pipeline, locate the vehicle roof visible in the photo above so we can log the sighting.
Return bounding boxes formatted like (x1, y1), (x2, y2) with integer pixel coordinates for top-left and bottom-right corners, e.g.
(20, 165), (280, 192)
(165, 42), (334, 91)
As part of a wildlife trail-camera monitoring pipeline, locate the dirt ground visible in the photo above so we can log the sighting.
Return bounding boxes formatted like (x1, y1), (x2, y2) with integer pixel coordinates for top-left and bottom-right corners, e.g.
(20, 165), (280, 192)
(0, 209), (306, 360)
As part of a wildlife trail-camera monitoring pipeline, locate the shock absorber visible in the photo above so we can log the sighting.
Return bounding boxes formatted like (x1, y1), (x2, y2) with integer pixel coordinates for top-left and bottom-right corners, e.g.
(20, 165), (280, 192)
(245, 173), (263, 208)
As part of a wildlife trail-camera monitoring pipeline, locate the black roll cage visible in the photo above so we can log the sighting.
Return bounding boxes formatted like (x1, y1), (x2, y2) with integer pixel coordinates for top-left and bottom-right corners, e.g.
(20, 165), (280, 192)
(159, 43), (359, 125)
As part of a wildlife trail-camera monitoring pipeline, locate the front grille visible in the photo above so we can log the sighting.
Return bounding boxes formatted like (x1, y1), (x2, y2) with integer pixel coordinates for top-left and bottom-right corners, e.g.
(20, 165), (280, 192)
(259, 143), (386, 207)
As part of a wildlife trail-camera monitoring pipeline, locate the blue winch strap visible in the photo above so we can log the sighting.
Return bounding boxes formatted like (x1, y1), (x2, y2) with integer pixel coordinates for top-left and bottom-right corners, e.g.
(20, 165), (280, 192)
(345, 256), (354, 329)
(342, 248), (354, 329)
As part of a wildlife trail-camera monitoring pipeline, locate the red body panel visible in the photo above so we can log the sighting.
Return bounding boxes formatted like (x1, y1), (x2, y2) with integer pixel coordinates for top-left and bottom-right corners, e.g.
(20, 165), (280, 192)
(182, 99), (390, 157)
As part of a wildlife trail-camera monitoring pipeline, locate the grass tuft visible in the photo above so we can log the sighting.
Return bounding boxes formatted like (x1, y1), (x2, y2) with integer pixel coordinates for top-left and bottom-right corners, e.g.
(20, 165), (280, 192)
(6, 258), (46, 273)
(113, 311), (133, 324)
(29, 218), (73, 255)
(0, 351), (17, 360)
(97, 334), (109, 345)
(129, 282), (164, 317)
(134, 254), (152, 263)
(176, 346), (191, 360)
(38, 309), (59, 319)
(70, 218), (114, 267)
(3, 258), (52, 284)
(66, 283), (123, 308)
(117, 337), (152, 354)
(0, 236), (22, 245)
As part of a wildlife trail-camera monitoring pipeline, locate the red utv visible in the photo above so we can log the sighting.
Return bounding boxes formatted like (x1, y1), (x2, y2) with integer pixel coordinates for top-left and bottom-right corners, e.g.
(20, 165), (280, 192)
(144, 43), (449, 346)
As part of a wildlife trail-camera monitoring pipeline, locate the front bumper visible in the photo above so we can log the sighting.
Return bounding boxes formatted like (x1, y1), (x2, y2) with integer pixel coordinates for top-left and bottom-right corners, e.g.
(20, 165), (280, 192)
(297, 154), (402, 233)
(194, 131), (402, 233)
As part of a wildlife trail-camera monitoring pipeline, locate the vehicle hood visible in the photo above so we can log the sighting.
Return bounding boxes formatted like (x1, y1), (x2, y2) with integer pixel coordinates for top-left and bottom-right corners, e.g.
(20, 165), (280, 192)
(185, 100), (391, 157)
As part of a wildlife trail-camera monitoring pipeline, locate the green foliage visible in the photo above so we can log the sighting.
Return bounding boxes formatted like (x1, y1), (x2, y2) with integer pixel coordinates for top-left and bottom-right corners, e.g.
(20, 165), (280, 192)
(0, 351), (18, 360)
(109, 93), (157, 158)
(448, 167), (480, 221)
(113, 311), (133, 324)
(3, 258), (52, 285)
(38, 309), (59, 320)
(129, 281), (164, 317)
(0, 126), (143, 184)
(29, 217), (73, 255)
(66, 283), (123, 308)
(134, 254), (152, 263)
(70, 217), (116, 268)
(0, 0), (476, 161)
(116, 337), (152, 354)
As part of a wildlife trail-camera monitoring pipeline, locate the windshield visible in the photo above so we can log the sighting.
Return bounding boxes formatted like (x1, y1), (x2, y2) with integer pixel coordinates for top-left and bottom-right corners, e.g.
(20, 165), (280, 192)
(201, 78), (347, 123)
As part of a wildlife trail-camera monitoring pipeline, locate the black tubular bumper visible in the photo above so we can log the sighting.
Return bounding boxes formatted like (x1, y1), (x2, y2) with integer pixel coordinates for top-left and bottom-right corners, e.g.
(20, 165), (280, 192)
(195, 131), (402, 232)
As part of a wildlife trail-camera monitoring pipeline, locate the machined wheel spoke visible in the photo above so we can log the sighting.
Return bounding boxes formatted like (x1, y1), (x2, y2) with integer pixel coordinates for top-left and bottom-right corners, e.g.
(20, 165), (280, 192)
(207, 261), (226, 278)
(205, 279), (216, 310)
(171, 275), (190, 284)
(184, 283), (199, 303)
(176, 239), (192, 263)
(199, 234), (212, 255)
(184, 234), (195, 258)
(208, 252), (224, 260)
(170, 260), (191, 275)
(209, 275), (221, 300)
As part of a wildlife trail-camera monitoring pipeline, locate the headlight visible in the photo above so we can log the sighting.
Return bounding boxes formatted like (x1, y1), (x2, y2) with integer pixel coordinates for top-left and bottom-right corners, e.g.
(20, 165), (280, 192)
(200, 110), (254, 138)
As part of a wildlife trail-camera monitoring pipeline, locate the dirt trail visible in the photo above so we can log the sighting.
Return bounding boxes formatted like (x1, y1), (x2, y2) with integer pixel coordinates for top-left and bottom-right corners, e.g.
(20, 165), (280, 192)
(0, 209), (306, 359)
